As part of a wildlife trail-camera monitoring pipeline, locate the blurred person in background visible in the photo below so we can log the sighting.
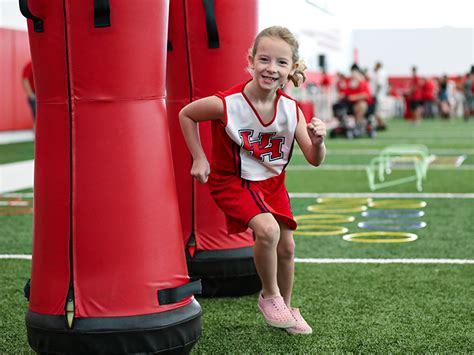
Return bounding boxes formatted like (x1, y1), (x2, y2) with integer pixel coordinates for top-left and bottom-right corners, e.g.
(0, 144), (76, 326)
(346, 64), (372, 135)
(335, 71), (348, 101)
(362, 67), (371, 82)
(422, 76), (437, 118)
(437, 74), (451, 119)
(452, 76), (465, 118)
(22, 61), (36, 127)
(317, 68), (333, 121)
(371, 61), (388, 130)
(330, 72), (348, 133)
(388, 84), (405, 117)
(332, 72), (348, 117)
(320, 68), (332, 93)
(462, 71), (473, 121)
(409, 66), (424, 124)
(329, 72), (350, 137)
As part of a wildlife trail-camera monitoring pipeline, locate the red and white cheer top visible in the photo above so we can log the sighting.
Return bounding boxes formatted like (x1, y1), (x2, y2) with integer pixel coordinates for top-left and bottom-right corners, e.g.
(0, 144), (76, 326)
(212, 81), (299, 181)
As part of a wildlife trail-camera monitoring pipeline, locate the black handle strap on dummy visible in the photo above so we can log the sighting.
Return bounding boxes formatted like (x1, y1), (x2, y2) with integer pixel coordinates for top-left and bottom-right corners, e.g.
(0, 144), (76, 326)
(158, 279), (202, 305)
(24, 278), (31, 300)
(19, 0), (43, 33)
(94, 0), (111, 28)
(202, 0), (219, 48)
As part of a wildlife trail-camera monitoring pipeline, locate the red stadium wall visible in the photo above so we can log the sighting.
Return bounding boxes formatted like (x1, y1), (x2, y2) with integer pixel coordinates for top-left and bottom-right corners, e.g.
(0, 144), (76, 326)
(0, 28), (33, 131)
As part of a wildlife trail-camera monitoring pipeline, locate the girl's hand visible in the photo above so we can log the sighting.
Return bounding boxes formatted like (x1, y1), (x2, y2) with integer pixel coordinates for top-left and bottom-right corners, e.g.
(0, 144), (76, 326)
(306, 117), (326, 146)
(191, 158), (210, 183)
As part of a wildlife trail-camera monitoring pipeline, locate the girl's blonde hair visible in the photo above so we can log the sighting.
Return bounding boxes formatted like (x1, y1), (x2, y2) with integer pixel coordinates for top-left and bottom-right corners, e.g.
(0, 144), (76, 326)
(250, 26), (307, 87)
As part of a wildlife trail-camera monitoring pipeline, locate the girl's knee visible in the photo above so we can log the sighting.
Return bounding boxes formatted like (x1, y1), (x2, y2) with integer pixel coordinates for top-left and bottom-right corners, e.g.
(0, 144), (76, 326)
(254, 222), (280, 246)
(277, 239), (295, 260)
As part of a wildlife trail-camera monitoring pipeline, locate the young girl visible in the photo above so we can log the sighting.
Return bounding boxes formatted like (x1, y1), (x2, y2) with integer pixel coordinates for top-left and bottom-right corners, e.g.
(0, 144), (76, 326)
(179, 26), (326, 334)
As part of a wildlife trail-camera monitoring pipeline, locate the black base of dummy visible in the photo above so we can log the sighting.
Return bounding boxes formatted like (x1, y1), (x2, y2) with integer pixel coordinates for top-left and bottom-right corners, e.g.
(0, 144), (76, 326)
(188, 247), (261, 297)
(26, 299), (201, 355)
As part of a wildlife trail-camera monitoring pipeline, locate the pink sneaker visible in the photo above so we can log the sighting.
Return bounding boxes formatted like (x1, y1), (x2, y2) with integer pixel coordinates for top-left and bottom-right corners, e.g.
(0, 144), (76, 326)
(258, 293), (296, 328)
(286, 308), (313, 334)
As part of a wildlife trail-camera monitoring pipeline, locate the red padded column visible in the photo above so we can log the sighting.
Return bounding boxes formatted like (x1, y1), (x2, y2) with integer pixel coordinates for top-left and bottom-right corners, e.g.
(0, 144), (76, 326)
(65, 0), (189, 317)
(27, 0), (71, 315)
(167, 0), (258, 251)
(24, 0), (200, 353)
(166, 0), (193, 242)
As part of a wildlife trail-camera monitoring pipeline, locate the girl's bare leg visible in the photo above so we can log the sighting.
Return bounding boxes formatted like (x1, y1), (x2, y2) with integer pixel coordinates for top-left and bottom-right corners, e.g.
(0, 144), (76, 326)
(276, 220), (295, 307)
(248, 213), (281, 298)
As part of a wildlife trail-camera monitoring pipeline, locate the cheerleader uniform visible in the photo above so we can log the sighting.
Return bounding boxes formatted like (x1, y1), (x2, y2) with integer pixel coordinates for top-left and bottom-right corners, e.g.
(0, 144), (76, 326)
(207, 81), (300, 234)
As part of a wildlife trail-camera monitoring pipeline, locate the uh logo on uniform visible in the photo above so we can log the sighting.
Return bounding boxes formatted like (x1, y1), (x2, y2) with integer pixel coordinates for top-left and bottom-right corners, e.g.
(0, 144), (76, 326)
(239, 129), (285, 162)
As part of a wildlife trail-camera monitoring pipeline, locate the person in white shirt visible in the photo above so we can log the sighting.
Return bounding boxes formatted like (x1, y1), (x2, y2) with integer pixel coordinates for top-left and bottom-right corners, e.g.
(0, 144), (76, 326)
(371, 62), (388, 130)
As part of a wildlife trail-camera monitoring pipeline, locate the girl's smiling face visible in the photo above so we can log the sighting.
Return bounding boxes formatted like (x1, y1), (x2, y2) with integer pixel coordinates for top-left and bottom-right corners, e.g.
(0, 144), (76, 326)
(249, 36), (295, 92)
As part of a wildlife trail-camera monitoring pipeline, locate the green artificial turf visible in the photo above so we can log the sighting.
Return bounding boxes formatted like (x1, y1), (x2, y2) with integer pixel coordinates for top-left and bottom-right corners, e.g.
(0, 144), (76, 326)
(0, 142), (34, 164)
(290, 152), (474, 166)
(314, 116), (474, 151)
(1, 261), (472, 354)
(1, 116), (473, 354)
(194, 264), (473, 353)
(286, 169), (474, 193)
(0, 260), (33, 354)
(0, 214), (33, 254)
(323, 138), (474, 150)
(291, 198), (474, 259)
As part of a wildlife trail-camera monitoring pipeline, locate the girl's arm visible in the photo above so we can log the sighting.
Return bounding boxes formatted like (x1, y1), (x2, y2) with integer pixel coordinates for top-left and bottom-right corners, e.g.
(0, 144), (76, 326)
(294, 107), (326, 167)
(179, 96), (224, 183)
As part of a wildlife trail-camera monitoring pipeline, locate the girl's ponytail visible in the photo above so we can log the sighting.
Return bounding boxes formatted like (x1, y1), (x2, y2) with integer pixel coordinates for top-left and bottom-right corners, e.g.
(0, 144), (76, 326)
(288, 60), (307, 87)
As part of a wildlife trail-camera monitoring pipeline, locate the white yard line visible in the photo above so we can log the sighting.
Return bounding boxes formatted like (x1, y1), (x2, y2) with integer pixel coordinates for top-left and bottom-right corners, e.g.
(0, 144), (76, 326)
(287, 164), (474, 171)
(1, 192), (34, 198)
(0, 130), (34, 145)
(0, 254), (32, 260)
(294, 149), (474, 155)
(288, 165), (365, 171)
(295, 258), (474, 264)
(289, 192), (474, 198)
(2, 255), (472, 264)
(0, 160), (34, 194)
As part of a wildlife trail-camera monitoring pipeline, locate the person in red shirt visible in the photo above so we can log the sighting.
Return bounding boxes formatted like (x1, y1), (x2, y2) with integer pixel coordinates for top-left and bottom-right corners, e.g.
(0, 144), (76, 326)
(330, 72), (351, 137)
(329, 67), (374, 138)
(410, 66), (424, 124)
(320, 68), (332, 92)
(335, 71), (347, 98)
(422, 77), (436, 118)
(346, 64), (371, 126)
(22, 61), (36, 122)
